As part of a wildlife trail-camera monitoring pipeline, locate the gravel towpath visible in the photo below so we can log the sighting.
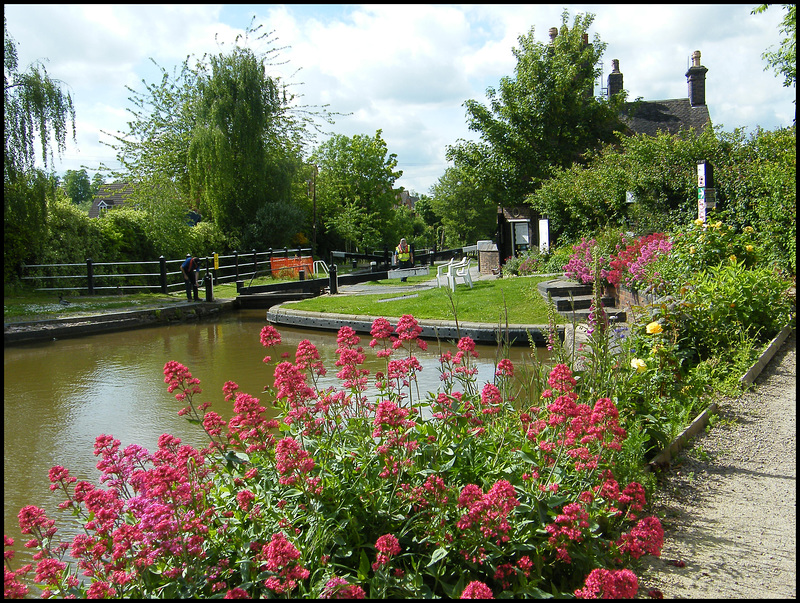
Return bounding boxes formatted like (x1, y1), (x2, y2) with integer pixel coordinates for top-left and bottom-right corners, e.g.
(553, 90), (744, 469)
(636, 332), (796, 599)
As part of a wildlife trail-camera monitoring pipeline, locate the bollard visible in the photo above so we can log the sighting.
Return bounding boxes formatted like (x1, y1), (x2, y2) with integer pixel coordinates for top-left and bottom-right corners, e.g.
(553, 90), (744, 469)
(329, 263), (338, 294)
(298, 269), (305, 281)
(205, 271), (213, 302)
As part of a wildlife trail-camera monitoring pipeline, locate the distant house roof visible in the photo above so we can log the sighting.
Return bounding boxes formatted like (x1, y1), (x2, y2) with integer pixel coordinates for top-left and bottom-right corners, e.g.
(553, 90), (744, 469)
(608, 50), (712, 137)
(619, 98), (711, 137)
(89, 182), (134, 218)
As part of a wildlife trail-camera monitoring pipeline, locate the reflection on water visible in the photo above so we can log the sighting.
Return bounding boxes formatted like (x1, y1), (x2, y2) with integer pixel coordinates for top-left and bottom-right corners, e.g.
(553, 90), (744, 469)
(3, 309), (550, 580)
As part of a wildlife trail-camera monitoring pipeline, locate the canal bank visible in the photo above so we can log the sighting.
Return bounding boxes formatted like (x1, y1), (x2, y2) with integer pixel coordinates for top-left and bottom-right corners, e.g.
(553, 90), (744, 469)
(4, 300), (236, 346)
(5, 267), (568, 347)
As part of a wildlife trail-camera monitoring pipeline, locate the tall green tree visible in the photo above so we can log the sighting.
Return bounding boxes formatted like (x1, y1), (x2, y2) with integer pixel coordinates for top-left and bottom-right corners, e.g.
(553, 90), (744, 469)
(4, 15), (76, 283)
(429, 165), (497, 247)
(447, 10), (625, 209)
(752, 4), (797, 92)
(312, 130), (403, 252)
(188, 28), (313, 250)
(63, 168), (92, 205)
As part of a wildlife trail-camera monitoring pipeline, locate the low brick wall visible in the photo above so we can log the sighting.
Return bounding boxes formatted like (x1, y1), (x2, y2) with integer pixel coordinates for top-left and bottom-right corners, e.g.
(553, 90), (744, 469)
(617, 285), (660, 314)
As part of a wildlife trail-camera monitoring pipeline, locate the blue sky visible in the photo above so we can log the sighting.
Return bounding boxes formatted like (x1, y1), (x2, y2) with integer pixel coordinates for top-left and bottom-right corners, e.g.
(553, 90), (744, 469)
(5, 4), (795, 195)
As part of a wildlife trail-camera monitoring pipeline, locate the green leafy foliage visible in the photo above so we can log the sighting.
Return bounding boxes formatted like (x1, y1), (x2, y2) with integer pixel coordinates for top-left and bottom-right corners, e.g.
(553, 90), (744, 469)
(312, 130), (403, 252)
(447, 10), (625, 210)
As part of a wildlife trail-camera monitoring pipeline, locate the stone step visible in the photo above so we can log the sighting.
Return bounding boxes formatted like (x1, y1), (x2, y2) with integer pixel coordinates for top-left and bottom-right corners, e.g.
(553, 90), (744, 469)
(537, 278), (594, 298)
(552, 294), (616, 312)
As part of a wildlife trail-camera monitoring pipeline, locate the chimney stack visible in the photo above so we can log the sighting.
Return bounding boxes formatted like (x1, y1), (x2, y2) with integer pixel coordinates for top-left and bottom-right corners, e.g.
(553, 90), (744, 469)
(685, 50), (708, 107)
(607, 59), (623, 97)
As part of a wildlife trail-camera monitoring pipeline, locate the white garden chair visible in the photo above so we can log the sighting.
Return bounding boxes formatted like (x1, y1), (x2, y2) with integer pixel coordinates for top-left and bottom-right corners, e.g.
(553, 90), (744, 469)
(447, 258), (473, 291)
(436, 258), (457, 288)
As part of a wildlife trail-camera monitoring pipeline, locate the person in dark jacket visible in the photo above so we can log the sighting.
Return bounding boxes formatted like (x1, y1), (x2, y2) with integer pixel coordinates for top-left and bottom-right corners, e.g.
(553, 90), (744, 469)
(181, 255), (200, 301)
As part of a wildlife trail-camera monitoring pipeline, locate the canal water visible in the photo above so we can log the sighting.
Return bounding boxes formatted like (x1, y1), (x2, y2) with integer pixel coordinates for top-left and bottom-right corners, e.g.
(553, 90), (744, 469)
(3, 309), (549, 581)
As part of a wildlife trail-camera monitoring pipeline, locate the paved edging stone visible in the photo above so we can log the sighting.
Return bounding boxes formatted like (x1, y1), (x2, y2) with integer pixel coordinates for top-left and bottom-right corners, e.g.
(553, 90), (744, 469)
(266, 304), (563, 346)
(4, 300), (236, 346)
(646, 323), (795, 471)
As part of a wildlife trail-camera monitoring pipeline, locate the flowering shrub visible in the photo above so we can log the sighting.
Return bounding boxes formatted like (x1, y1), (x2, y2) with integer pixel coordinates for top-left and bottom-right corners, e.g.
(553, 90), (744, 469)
(5, 315), (664, 599)
(563, 238), (610, 285)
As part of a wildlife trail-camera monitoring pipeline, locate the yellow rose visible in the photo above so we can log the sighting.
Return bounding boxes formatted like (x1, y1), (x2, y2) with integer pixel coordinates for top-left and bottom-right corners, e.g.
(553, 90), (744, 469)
(631, 358), (647, 373)
(694, 218), (704, 226)
(746, 245), (754, 252)
(729, 255), (737, 263)
(744, 226), (754, 233)
(646, 322), (663, 335)
(714, 221), (723, 229)
(689, 246), (696, 254)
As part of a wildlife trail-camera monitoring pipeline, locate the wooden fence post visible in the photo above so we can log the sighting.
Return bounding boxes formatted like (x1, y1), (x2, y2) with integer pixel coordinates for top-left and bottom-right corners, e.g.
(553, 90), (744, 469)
(86, 258), (94, 295)
(159, 256), (167, 293)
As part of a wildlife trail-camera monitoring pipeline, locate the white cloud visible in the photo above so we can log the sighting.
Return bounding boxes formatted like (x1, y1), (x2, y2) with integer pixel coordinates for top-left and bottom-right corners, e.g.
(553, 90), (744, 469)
(4, 3), (795, 195)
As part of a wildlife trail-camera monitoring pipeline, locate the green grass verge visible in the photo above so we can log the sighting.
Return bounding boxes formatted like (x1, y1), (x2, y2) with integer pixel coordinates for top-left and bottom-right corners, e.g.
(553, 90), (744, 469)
(287, 276), (563, 325)
(4, 275), (563, 326)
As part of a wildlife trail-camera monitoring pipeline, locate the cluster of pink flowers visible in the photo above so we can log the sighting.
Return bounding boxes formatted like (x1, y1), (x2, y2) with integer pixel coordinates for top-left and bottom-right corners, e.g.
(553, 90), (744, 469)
(545, 501), (590, 563)
(460, 580), (494, 598)
(606, 232), (671, 288)
(574, 568), (638, 599)
(320, 576), (366, 599)
(563, 238), (609, 285)
(258, 532), (310, 595)
(616, 516), (664, 560)
(371, 533), (401, 571)
(456, 480), (519, 545)
(274, 437), (316, 489)
(5, 316), (672, 600)
(163, 360), (204, 418)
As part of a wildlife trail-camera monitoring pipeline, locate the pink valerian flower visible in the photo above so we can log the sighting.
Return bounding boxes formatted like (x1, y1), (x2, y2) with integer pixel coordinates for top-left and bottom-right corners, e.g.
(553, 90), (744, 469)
(461, 580), (494, 598)
(223, 381), (240, 402)
(260, 325), (282, 348)
(618, 481), (647, 518)
(395, 314), (428, 351)
(617, 516), (664, 559)
(335, 327), (370, 393)
(456, 480), (519, 544)
(495, 358), (514, 377)
(369, 317), (396, 354)
(275, 437), (315, 487)
(236, 490), (256, 512)
(4, 536), (31, 598)
(295, 339), (326, 377)
(545, 502), (590, 563)
(224, 587), (251, 599)
(33, 557), (66, 585)
(320, 576), (367, 599)
(227, 393), (279, 453)
(480, 383), (503, 412)
(372, 533), (401, 570)
(259, 532), (310, 595)
(86, 581), (118, 598)
(547, 363), (577, 392)
(574, 568), (638, 599)
(163, 361), (202, 413)
(274, 362), (317, 406)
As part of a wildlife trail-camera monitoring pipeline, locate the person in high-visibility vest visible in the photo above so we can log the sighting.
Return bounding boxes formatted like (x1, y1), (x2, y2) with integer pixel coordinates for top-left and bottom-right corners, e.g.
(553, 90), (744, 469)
(395, 237), (413, 282)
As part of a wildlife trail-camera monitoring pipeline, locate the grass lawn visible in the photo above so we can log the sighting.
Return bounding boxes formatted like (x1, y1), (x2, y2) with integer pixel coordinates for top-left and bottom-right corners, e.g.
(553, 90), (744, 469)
(287, 275), (563, 325)
(4, 275), (564, 326)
